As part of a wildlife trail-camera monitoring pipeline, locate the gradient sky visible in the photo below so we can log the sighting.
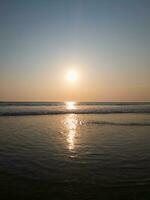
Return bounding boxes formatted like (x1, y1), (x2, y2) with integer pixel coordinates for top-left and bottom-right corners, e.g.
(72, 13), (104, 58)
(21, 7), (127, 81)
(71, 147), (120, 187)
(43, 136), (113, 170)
(0, 0), (150, 101)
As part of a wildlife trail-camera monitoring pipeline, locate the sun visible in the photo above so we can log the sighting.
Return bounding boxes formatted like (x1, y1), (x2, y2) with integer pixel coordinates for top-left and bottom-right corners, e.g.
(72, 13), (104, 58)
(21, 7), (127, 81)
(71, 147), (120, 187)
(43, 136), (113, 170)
(67, 70), (77, 81)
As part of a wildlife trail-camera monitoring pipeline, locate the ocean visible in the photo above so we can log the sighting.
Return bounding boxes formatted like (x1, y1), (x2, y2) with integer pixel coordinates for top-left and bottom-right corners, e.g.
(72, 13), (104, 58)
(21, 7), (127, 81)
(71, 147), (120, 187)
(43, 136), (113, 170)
(0, 102), (150, 199)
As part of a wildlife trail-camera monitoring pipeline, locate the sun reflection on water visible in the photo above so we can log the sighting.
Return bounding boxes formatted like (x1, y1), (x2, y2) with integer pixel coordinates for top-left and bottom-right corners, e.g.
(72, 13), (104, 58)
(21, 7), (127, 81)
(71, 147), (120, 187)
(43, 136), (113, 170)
(64, 114), (78, 151)
(66, 101), (76, 110)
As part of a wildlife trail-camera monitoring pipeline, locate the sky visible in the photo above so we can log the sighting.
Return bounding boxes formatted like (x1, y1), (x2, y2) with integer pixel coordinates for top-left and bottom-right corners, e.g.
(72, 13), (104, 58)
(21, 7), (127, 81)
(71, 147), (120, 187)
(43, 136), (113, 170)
(0, 0), (150, 101)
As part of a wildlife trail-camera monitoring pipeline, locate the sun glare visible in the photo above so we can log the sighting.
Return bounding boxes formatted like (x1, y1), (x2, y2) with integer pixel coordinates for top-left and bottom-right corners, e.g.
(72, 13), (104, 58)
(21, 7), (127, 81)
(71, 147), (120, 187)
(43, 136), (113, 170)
(66, 101), (76, 110)
(67, 70), (77, 81)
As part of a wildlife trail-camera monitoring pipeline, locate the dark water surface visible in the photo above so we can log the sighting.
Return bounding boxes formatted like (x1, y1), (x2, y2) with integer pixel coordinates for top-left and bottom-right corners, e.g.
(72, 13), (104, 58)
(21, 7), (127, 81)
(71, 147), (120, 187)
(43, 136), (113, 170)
(0, 102), (150, 199)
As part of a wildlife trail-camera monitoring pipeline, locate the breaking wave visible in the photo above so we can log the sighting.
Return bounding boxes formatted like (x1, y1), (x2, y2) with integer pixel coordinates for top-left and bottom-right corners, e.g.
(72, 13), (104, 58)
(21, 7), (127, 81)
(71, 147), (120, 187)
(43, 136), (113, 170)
(0, 109), (150, 116)
(86, 121), (150, 126)
(0, 102), (150, 116)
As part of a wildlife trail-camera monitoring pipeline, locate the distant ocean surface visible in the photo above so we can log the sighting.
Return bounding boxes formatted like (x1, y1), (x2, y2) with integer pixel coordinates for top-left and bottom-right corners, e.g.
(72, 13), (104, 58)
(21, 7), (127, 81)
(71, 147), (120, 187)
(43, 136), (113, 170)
(0, 101), (150, 116)
(0, 102), (150, 199)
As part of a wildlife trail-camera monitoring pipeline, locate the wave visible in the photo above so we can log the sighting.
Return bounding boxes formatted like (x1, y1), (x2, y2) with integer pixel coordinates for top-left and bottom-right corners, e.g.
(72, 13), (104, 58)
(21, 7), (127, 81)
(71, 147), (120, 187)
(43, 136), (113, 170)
(86, 121), (150, 126)
(0, 102), (64, 107)
(0, 109), (150, 116)
(0, 102), (150, 106)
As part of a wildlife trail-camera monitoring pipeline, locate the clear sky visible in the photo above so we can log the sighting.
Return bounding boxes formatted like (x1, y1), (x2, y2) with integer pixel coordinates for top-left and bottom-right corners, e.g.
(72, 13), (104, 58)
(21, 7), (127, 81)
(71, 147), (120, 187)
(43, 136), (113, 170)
(0, 0), (150, 101)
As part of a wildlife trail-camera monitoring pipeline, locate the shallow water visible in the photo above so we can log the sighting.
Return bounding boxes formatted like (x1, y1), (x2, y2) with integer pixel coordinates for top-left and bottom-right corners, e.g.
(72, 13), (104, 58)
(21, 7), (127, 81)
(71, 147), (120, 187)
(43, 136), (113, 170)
(0, 102), (150, 199)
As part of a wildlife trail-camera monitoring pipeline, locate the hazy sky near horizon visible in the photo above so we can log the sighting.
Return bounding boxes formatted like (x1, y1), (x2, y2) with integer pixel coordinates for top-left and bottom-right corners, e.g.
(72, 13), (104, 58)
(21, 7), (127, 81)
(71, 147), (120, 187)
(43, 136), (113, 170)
(0, 0), (150, 101)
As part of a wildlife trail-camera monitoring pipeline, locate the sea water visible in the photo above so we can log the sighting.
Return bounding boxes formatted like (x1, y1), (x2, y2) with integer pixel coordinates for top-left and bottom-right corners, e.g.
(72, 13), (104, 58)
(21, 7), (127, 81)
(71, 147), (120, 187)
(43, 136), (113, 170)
(0, 102), (150, 199)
